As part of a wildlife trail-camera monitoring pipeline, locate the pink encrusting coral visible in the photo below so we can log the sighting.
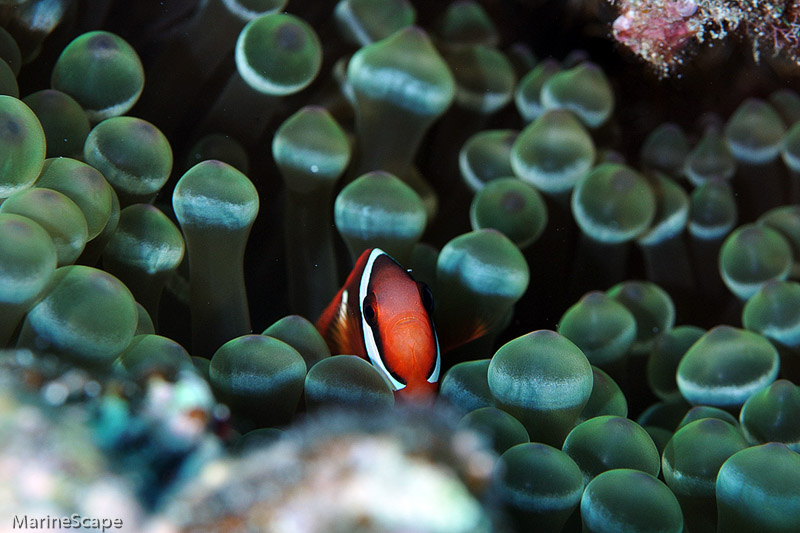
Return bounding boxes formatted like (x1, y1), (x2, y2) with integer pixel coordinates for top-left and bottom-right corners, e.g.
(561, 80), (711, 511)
(610, 0), (800, 74)
(612, 0), (698, 71)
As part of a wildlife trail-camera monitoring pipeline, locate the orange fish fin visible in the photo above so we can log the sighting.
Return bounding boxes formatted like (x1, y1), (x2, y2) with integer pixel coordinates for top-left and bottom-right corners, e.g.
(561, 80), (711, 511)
(442, 320), (490, 352)
(316, 288), (363, 357)
(441, 307), (514, 353)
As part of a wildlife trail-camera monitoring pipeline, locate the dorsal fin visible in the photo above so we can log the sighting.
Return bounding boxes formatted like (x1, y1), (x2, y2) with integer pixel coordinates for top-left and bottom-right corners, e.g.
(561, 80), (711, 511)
(316, 287), (366, 357)
(315, 249), (376, 358)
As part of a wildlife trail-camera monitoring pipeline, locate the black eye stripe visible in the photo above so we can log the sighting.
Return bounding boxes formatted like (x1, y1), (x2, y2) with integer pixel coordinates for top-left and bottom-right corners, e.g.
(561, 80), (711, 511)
(418, 281), (434, 312)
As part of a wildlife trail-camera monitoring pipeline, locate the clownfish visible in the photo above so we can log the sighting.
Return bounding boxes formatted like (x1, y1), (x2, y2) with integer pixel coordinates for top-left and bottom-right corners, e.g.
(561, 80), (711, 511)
(316, 248), (440, 400)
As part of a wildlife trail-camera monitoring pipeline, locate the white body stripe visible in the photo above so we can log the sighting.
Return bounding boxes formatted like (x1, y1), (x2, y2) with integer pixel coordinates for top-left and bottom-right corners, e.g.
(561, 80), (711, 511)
(428, 328), (441, 383)
(359, 249), (407, 391)
(339, 289), (349, 324)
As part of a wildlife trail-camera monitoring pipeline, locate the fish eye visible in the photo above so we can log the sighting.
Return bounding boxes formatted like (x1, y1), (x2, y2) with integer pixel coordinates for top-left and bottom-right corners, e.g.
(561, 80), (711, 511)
(418, 282), (434, 313)
(363, 294), (378, 328)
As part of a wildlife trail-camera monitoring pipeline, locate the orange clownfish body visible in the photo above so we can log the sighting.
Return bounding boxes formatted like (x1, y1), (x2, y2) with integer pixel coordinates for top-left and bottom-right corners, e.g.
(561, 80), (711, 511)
(316, 248), (440, 400)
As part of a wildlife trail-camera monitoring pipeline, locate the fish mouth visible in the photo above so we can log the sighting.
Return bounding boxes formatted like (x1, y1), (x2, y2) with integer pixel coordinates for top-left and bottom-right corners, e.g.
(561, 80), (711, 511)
(387, 316), (436, 359)
(391, 314), (431, 329)
(389, 317), (435, 345)
(394, 317), (422, 327)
